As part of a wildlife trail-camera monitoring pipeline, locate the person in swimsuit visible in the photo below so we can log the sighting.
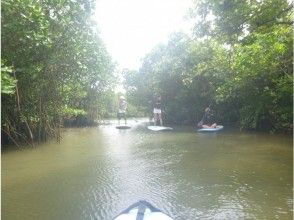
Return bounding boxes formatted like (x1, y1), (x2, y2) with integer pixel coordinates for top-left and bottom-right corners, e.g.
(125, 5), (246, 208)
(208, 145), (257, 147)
(198, 106), (217, 128)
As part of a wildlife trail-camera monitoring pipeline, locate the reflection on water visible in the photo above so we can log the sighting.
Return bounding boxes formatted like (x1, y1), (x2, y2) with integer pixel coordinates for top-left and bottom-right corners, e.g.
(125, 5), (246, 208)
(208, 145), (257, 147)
(2, 119), (293, 220)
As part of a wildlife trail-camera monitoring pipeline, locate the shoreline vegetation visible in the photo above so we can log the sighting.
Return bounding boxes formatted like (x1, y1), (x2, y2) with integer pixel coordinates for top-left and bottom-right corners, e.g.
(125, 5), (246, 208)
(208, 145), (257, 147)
(2, 0), (293, 147)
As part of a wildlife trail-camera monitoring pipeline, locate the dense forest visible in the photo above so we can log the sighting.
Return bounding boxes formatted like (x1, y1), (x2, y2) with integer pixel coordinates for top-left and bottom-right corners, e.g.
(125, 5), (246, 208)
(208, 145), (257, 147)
(1, 0), (116, 146)
(124, 0), (293, 132)
(1, 0), (293, 146)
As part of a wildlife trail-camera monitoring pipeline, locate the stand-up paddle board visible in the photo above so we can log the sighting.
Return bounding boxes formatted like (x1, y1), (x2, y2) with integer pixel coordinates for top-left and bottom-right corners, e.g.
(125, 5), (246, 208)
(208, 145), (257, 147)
(116, 125), (131, 129)
(198, 125), (223, 132)
(113, 200), (173, 220)
(147, 126), (173, 131)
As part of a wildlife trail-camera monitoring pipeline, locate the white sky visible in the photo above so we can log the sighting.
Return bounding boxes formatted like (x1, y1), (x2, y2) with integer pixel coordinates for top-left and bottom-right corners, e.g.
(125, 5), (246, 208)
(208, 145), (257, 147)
(94, 0), (194, 70)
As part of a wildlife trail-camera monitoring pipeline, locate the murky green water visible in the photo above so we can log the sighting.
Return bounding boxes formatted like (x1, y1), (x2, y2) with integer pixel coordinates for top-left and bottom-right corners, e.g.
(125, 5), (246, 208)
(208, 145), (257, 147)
(2, 119), (293, 219)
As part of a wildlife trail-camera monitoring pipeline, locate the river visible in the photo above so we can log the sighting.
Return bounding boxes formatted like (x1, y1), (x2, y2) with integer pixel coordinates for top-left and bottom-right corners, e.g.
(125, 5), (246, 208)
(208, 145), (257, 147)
(2, 119), (293, 220)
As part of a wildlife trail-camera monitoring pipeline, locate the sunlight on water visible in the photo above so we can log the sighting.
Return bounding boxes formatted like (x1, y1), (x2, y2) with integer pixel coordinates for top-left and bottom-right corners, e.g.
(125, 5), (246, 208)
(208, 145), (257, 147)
(2, 119), (293, 220)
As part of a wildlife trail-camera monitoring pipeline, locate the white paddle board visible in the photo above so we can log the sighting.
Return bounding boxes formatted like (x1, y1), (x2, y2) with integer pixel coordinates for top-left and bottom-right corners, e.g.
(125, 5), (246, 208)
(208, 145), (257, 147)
(198, 125), (224, 132)
(116, 125), (131, 129)
(147, 126), (173, 131)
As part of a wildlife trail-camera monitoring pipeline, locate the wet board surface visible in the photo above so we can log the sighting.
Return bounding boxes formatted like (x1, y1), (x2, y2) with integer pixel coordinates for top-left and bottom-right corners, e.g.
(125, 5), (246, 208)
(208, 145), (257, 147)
(116, 125), (131, 129)
(147, 126), (173, 131)
(198, 125), (224, 132)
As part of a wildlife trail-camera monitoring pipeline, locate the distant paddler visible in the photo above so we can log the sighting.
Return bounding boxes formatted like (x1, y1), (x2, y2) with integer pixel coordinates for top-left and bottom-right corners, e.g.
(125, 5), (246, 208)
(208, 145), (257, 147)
(198, 105), (217, 128)
(117, 95), (127, 125)
(153, 95), (163, 126)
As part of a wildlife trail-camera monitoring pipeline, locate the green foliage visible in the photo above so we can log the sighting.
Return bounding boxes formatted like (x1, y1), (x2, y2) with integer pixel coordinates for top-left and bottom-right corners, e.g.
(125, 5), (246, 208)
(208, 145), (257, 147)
(124, 0), (292, 132)
(215, 27), (292, 131)
(191, 0), (293, 43)
(2, 0), (115, 145)
(1, 62), (17, 94)
(124, 34), (230, 124)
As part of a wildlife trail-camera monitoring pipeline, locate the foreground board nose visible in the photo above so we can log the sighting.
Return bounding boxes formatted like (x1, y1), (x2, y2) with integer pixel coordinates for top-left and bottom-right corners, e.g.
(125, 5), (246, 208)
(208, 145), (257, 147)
(113, 200), (173, 220)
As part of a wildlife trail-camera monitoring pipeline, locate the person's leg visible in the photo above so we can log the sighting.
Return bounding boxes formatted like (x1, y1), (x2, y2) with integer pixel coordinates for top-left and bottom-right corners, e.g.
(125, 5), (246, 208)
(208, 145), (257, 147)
(124, 113), (127, 125)
(159, 113), (163, 126)
(154, 113), (158, 126)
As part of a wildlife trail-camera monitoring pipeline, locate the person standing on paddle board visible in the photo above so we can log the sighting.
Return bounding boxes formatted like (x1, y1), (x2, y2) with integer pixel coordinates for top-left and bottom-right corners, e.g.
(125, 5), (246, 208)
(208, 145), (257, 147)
(153, 95), (163, 126)
(198, 106), (217, 128)
(117, 96), (127, 125)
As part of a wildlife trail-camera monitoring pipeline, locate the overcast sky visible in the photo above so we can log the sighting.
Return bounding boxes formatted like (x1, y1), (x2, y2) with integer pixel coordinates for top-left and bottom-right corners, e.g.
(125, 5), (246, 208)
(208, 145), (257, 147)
(94, 0), (194, 70)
